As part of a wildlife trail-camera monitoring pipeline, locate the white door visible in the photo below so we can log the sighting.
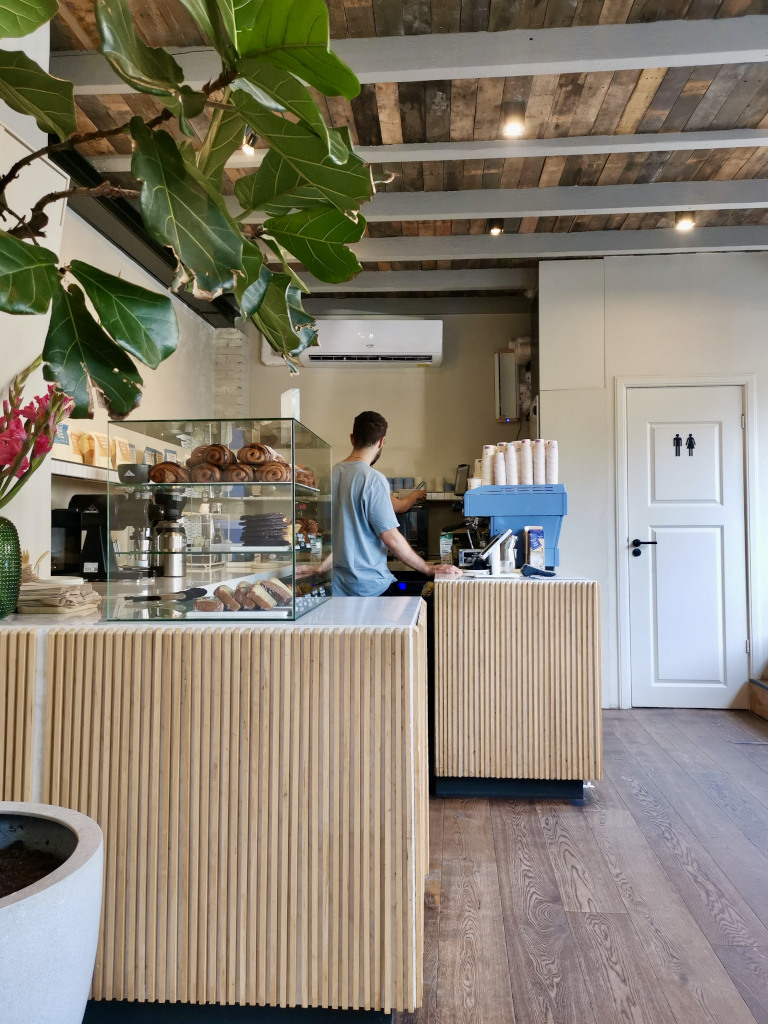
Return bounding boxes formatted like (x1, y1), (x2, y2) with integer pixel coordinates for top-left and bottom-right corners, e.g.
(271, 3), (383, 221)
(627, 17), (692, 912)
(626, 385), (749, 708)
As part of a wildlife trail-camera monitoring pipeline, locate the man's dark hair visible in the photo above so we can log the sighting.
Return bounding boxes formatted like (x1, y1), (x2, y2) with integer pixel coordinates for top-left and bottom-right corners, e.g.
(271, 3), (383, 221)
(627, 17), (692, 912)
(352, 410), (388, 449)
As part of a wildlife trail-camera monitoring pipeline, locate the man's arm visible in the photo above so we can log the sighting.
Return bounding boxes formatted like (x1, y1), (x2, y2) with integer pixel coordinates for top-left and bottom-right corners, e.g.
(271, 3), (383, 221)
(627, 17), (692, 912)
(391, 488), (426, 513)
(380, 527), (462, 577)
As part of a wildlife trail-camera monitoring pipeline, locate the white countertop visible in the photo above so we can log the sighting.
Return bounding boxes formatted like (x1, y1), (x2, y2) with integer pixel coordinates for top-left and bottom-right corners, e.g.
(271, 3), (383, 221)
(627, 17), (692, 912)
(0, 596), (424, 632)
(434, 574), (596, 584)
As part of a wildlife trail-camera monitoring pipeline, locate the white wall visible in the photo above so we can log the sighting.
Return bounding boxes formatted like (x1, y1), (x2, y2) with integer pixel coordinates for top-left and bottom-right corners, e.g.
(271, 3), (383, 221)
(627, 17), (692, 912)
(247, 312), (531, 486)
(539, 254), (768, 706)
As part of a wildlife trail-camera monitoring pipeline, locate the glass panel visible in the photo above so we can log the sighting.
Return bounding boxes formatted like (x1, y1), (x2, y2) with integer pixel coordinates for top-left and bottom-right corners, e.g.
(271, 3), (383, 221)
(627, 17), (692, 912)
(106, 418), (331, 621)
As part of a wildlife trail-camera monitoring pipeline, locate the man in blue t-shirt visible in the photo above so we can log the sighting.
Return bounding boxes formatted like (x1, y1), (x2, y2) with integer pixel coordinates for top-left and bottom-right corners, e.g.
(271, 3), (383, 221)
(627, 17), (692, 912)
(331, 411), (462, 597)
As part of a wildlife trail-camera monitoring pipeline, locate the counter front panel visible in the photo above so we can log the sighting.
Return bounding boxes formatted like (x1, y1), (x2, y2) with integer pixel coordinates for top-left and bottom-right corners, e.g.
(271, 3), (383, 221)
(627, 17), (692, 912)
(434, 578), (602, 781)
(35, 604), (427, 1013)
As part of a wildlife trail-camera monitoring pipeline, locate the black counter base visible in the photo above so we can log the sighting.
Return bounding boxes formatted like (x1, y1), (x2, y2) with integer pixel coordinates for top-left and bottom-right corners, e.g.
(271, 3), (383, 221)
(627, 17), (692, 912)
(434, 777), (584, 800)
(84, 1001), (393, 1023)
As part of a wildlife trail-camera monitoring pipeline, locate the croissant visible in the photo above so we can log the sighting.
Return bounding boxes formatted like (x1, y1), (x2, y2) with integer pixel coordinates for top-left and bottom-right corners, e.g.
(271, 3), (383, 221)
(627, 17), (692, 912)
(149, 461), (189, 483)
(221, 463), (255, 482)
(190, 464), (222, 482)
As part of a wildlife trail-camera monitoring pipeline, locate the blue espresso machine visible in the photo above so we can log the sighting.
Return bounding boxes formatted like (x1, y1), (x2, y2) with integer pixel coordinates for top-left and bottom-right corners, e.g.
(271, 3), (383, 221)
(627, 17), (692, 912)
(463, 484), (567, 569)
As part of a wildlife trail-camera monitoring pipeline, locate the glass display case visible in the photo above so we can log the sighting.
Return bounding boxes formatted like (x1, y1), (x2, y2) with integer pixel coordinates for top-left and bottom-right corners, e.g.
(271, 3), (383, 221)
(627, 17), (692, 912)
(105, 418), (331, 621)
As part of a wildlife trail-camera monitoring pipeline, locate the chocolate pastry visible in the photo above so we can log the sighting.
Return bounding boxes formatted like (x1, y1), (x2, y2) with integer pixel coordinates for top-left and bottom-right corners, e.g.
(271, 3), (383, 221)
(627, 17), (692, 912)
(261, 578), (293, 606)
(221, 463), (255, 482)
(194, 598), (224, 612)
(190, 464), (222, 482)
(214, 585), (241, 610)
(246, 584), (277, 610)
(205, 444), (235, 467)
(256, 461), (291, 482)
(187, 445), (211, 468)
(236, 443), (276, 466)
(149, 461), (190, 483)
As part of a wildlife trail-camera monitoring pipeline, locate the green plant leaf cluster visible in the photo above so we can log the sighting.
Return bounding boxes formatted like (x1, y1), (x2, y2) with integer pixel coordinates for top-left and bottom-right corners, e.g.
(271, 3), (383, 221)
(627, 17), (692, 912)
(0, 0), (374, 399)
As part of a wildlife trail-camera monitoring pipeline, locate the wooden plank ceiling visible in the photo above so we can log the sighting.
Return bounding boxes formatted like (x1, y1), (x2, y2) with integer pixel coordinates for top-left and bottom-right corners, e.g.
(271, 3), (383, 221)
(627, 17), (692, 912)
(51, 0), (768, 282)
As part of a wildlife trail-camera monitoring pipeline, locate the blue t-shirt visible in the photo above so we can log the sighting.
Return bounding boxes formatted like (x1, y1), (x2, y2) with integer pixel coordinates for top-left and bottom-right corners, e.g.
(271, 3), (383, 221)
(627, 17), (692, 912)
(332, 461), (399, 596)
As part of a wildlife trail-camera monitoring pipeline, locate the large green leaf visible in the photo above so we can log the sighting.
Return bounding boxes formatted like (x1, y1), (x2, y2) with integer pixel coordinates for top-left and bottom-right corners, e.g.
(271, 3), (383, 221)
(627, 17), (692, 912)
(175, 0), (236, 62)
(196, 100), (245, 188)
(264, 207), (365, 283)
(95, 0), (184, 96)
(43, 283), (143, 419)
(232, 94), (373, 216)
(259, 235), (308, 293)
(130, 118), (243, 299)
(0, 0), (57, 38)
(221, 0), (359, 99)
(69, 260), (178, 370)
(0, 51), (76, 139)
(251, 272), (317, 367)
(234, 240), (271, 317)
(234, 57), (334, 153)
(0, 231), (59, 314)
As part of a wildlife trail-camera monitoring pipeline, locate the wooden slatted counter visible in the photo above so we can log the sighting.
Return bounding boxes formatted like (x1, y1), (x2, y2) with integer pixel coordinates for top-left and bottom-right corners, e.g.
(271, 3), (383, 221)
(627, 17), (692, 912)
(433, 578), (602, 790)
(0, 598), (428, 1015)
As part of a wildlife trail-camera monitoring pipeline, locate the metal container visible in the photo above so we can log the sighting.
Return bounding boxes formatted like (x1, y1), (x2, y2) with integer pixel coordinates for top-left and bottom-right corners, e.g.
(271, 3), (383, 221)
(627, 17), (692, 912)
(155, 520), (187, 578)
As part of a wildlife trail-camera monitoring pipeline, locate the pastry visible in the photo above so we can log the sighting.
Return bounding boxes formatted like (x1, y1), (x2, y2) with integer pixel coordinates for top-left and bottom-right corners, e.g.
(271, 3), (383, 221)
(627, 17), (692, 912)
(190, 464), (222, 482)
(237, 443), (276, 466)
(205, 444), (235, 467)
(149, 461), (190, 483)
(221, 463), (255, 482)
(256, 461), (291, 482)
(187, 445), (211, 468)
(246, 583), (277, 610)
(261, 577), (293, 605)
(193, 598), (224, 612)
(213, 585), (241, 610)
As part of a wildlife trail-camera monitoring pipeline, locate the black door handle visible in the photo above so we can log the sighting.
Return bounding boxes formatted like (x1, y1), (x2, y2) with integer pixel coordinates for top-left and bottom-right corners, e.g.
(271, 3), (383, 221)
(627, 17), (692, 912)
(632, 539), (657, 547)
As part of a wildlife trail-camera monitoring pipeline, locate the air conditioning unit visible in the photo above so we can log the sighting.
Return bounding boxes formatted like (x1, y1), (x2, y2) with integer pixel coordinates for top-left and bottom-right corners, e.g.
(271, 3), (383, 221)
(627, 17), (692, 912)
(261, 318), (443, 367)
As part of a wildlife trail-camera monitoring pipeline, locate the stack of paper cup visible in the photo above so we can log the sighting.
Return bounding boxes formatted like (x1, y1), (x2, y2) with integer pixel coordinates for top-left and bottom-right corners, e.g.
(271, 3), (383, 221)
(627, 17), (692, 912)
(546, 440), (559, 484)
(481, 445), (496, 486)
(504, 442), (518, 484)
(467, 477), (482, 489)
(493, 451), (506, 485)
(533, 438), (546, 484)
(519, 439), (533, 484)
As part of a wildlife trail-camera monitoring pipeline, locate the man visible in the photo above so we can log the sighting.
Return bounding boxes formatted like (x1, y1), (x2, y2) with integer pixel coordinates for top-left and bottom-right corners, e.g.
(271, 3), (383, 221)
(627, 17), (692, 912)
(332, 410), (462, 597)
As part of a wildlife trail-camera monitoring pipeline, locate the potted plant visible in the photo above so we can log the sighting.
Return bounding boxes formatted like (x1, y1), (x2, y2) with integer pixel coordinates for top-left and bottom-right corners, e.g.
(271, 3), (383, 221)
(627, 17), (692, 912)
(0, 356), (74, 618)
(0, 0), (374, 419)
(0, 801), (103, 1024)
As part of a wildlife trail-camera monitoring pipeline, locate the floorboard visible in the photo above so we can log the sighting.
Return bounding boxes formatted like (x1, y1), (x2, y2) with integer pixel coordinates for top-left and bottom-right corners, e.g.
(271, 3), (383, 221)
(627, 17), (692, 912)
(396, 711), (768, 1024)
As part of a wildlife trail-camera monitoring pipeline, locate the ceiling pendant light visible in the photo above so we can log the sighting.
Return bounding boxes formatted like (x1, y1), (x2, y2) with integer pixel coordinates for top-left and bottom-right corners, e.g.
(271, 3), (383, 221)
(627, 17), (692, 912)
(675, 211), (695, 232)
(502, 101), (526, 138)
(241, 130), (258, 157)
(488, 219), (504, 236)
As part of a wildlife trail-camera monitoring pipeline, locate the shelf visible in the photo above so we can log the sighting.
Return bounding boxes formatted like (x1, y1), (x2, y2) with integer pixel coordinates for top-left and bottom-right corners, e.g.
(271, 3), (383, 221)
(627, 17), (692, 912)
(113, 481), (323, 497)
(120, 546), (293, 555)
(51, 459), (117, 483)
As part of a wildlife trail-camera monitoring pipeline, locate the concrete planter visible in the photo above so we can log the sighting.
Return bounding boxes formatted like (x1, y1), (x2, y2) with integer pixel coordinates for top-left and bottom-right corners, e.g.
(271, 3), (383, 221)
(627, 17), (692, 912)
(0, 802), (103, 1024)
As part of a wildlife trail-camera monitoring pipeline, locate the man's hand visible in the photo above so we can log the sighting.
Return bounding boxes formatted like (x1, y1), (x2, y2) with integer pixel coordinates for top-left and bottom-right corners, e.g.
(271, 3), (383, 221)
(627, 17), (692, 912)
(429, 563), (463, 577)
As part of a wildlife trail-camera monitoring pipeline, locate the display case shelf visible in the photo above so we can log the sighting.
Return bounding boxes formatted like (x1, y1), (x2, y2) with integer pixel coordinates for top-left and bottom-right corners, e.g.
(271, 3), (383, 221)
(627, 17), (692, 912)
(107, 418), (331, 621)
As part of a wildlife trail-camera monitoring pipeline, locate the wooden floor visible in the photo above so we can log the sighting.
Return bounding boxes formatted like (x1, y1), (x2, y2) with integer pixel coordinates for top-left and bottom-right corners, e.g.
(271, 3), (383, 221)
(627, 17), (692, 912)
(399, 709), (768, 1024)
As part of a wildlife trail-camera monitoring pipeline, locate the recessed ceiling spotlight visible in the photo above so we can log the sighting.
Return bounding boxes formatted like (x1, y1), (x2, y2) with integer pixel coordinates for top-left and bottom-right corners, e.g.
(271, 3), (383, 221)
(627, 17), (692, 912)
(503, 101), (526, 138)
(488, 219), (504, 236)
(675, 211), (695, 232)
(241, 130), (258, 157)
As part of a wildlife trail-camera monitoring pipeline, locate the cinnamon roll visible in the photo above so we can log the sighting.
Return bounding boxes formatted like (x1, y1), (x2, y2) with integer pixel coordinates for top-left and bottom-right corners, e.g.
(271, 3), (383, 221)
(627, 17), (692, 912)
(237, 443), (276, 466)
(190, 464), (222, 482)
(256, 461), (291, 482)
(221, 463), (255, 482)
(204, 444), (235, 467)
(149, 461), (190, 483)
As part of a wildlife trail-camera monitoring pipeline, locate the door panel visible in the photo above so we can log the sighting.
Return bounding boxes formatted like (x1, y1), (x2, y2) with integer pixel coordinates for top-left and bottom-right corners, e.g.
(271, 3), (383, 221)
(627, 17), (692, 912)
(626, 385), (748, 708)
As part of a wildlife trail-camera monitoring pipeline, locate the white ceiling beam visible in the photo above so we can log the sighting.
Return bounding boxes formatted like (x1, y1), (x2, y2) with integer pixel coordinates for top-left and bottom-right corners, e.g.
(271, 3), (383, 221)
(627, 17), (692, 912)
(228, 179), (768, 223)
(301, 269), (537, 292)
(50, 15), (768, 93)
(343, 227), (768, 261)
(88, 128), (768, 175)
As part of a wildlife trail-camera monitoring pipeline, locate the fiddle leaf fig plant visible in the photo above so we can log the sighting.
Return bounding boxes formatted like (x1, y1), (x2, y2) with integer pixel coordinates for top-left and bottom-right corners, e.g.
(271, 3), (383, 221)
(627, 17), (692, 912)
(0, 0), (373, 416)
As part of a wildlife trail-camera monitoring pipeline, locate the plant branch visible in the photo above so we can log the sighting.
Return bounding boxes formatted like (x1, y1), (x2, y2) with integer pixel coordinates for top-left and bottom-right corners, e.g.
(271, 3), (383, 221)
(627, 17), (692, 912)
(0, 108), (175, 196)
(9, 182), (141, 240)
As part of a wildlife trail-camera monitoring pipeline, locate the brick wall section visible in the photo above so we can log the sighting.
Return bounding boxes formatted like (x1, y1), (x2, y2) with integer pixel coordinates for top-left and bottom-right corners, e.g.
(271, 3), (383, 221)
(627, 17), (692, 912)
(213, 328), (251, 417)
